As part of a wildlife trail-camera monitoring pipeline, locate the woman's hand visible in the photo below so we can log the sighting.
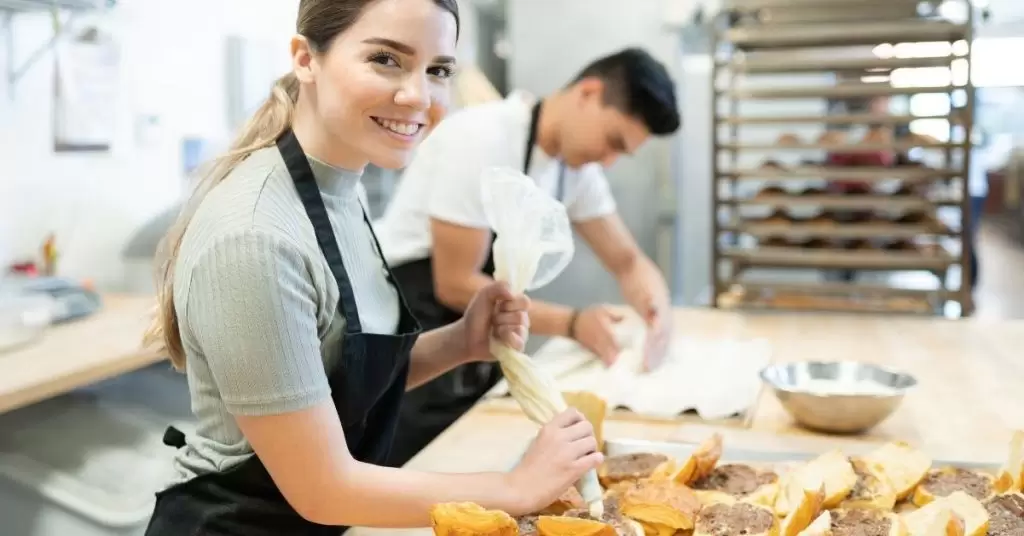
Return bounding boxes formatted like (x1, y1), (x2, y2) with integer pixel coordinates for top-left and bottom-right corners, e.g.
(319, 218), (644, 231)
(460, 281), (531, 362)
(505, 408), (604, 515)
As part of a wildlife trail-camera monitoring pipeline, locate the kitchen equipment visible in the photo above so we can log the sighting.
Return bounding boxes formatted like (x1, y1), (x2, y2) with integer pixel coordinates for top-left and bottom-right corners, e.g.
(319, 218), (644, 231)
(759, 360), (917, 434)
(0, 364), (193, 536)
(0, 288), (57, 354)
(17, 276), (102, 323)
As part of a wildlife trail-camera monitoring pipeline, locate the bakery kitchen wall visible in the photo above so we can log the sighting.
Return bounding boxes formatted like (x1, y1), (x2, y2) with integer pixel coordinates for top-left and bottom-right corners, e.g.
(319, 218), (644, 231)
(0, 0), (481, 291)
(0, 0), (304, 290)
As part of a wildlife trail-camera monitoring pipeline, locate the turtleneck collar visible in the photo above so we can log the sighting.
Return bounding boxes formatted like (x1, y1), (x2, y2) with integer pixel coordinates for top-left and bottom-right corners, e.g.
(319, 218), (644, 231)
(306, 155), (363, 199)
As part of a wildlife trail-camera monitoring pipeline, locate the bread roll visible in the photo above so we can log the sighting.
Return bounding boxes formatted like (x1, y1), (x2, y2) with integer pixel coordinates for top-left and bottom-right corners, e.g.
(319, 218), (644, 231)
(619, 480), (701, 533)
(902, 491), (988, 536)
(430, 503), (518, 536)
(838, 457), (898, 511)
(864, 442), (932, 501)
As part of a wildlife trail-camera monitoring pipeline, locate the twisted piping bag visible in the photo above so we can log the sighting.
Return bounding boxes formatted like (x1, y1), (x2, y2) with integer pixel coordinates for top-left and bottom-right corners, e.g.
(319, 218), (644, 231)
(489, 237), (605, 517)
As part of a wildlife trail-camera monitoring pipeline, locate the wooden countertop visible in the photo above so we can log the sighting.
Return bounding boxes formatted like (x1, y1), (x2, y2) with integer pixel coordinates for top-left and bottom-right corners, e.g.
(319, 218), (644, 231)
(2, 295), (1021, 535)
(0, 294), (162, 414)
(351, 309), (1024, 536)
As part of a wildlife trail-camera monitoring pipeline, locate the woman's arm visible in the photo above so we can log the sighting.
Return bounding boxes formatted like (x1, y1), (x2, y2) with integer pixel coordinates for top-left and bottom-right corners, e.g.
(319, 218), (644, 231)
(236, 401), (524, 527)
(238, 401), (601, 528)
(406, 322), (466, 390)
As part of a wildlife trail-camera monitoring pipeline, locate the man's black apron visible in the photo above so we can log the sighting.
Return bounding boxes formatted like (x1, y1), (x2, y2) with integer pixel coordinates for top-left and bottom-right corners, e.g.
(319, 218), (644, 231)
(144, 129), (422, 536)
(387, 100), (565, 466)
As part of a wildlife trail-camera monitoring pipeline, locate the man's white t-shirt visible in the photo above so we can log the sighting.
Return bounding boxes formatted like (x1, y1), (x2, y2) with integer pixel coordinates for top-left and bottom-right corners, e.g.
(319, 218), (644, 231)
(375, 90), (618, 267)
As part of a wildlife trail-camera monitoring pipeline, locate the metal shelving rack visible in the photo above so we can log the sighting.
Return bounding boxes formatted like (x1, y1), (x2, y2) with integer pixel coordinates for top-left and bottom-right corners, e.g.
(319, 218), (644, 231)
(709, 0), (975, 316)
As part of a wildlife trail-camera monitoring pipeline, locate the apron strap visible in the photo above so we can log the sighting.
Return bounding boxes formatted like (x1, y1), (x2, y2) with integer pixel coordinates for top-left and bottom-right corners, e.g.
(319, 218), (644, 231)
(522, 99), (567, 202)
(277, 129), (363, 333)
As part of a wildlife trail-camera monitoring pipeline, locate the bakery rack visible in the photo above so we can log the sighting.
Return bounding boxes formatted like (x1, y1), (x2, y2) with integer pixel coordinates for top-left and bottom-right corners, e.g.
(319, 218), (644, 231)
(709, 0), (976, 316)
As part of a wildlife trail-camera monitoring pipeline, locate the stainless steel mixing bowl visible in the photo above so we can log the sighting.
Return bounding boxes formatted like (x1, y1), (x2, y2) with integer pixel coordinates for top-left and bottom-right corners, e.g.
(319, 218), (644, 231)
(759, 361), (918, 434)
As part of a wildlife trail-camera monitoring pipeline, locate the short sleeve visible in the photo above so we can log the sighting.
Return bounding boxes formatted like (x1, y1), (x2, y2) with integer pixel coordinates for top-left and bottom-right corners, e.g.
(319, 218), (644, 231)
(567, 163), (618, 222)
(421, 124), (507, 230)
(184, 230), (331, 416)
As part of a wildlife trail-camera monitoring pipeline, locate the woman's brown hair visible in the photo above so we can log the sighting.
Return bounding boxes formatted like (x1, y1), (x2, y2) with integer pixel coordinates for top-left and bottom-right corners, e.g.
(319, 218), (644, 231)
(143, 0), (460, 370)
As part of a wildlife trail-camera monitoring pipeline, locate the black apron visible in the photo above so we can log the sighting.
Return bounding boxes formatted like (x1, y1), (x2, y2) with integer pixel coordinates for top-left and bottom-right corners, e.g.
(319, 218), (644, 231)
(144, 129), (423, 536)
(387, 99), (565, 466)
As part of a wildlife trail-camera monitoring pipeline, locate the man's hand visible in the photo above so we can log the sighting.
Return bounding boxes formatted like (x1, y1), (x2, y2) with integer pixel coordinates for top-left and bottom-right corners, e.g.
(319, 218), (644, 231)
(571, 305), (624, 365)
(619, 262), (672, 371)
(641, 302), (671, 371)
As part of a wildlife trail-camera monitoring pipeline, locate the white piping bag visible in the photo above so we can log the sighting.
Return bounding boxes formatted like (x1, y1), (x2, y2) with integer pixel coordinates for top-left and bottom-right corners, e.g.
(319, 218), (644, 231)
(481, 167), (604, 517)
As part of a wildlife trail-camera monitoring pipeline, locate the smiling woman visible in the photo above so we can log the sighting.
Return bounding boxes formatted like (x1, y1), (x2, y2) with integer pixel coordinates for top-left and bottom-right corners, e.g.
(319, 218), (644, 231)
(138, 0), (604, 535)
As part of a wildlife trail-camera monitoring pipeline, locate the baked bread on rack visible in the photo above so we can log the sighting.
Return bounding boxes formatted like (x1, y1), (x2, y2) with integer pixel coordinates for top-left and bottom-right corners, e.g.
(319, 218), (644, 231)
(777, 133), (802, 146)
(817, 131), (848, 146)
(756, 186), (788, 197)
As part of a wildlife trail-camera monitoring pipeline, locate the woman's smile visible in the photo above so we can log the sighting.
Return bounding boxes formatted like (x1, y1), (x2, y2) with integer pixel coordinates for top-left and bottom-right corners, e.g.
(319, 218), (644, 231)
(372, 116), (425, 143)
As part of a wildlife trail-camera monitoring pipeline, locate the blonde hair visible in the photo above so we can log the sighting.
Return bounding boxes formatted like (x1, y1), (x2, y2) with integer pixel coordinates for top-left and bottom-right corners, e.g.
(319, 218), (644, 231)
(142, 73), (300, 369)
(142, 0), (460, 370)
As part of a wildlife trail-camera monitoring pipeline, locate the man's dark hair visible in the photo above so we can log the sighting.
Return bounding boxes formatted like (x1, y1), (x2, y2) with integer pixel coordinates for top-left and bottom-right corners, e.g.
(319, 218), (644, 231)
(569, 47), (680, 136)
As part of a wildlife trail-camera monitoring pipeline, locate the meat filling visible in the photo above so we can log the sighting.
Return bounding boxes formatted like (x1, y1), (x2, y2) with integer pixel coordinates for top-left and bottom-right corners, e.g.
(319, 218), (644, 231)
(695, 503), (774, 536)
(985, 494), (1024, 536)
(691, 464), (778, 497)
(602, 453), (669, 482)
(517, 515), (538, 536)
(830, 509), (892, 536)
(919, 468), (992, 501)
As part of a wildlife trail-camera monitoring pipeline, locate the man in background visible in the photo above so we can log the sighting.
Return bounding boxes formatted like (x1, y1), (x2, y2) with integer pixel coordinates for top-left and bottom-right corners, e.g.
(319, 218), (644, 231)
(374, 47), (681, 466)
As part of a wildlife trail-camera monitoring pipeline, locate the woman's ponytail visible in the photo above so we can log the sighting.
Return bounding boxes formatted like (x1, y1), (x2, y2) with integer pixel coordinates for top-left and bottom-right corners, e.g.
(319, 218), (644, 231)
(142, 72), (300, 370)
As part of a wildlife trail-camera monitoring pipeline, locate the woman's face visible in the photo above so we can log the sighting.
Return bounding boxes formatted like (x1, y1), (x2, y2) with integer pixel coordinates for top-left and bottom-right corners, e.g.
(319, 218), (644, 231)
(299, 0), (458, 169)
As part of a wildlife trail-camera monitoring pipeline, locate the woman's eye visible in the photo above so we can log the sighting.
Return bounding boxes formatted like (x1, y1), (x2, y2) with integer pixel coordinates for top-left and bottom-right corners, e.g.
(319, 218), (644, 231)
(428, 66), (454, 79)
(370, 52), (399, 67)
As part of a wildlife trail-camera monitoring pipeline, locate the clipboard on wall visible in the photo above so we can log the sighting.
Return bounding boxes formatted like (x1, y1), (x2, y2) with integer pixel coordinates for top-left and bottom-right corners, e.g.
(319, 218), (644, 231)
(53, 25), (120, 153)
